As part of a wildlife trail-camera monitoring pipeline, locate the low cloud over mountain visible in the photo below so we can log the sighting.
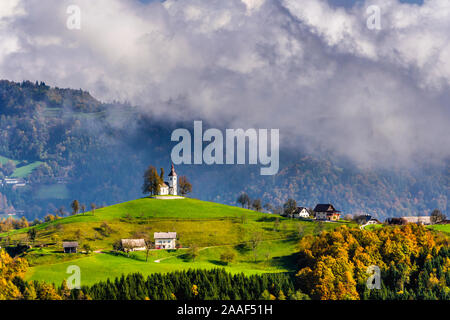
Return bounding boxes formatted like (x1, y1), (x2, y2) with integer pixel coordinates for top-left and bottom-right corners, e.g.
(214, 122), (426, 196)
(0, 0), (449, 167)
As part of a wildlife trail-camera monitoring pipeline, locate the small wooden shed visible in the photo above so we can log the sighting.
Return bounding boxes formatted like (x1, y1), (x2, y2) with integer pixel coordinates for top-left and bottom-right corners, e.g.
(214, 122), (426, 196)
(63, 241), (78, 253)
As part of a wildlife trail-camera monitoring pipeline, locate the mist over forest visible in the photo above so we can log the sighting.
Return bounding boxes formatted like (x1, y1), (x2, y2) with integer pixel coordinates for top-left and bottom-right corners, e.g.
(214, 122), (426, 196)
(0, 80), (447, 221)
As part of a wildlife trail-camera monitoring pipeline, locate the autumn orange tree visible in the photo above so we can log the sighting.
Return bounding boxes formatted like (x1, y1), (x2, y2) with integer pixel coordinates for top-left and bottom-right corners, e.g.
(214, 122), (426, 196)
(0, 250), (68, 300)
(142, 165), (162, 195)
(295, 224), (449, 300)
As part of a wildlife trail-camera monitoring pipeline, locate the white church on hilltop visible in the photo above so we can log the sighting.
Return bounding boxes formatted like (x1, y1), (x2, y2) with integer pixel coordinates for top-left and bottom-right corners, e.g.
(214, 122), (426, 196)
(158, 164), (177, 196)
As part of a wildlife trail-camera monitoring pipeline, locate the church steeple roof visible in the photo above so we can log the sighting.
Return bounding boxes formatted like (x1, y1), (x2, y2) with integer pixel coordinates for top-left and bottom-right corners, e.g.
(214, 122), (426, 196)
(168, 164), (177, 176)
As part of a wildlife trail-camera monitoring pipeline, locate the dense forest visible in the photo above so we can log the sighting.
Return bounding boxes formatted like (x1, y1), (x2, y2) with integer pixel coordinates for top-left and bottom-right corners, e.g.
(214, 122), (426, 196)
(79, 270), (298, 300)
(296, 224), (450, 300)
(0, 80), (159, 219)
(0, 80), (447, 221)
(1, 225), (448, 300)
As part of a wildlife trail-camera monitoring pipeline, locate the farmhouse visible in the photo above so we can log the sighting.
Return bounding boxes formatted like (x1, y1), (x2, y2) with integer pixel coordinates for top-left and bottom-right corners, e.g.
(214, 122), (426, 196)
(154, 232), (177, 249)
(401, 216), (432, 225)
(158, 164), (178, 196)
(358, 214), (372, 224)
(120, 239), (147, 251)
(354, 214), (379, 225)
(292, 207), (310, 219)
(314, 204), (341, 221)
(62, 241), (78, 253)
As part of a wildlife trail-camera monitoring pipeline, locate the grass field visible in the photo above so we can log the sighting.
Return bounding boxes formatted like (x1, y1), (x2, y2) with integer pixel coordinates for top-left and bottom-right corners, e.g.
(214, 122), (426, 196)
(11, 161), (44, 178)
(25, 238), (300, 285)
(364, 224), (384, 231)
(428, 224), (450, 234)
(1, 197), (356, 285)
(0, 154), (43, 178)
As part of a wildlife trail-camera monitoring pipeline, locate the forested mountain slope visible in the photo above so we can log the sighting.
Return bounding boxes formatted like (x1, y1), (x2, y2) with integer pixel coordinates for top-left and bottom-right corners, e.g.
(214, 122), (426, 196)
(0, 80), (447, 221)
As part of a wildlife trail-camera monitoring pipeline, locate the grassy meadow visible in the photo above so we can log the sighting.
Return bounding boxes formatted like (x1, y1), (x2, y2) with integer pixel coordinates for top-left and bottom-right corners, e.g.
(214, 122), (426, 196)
(0, 154), (43, 178)
(428, 223), (450, 234)
(25, 238), (301, 285)
(11, 161), (44, 178)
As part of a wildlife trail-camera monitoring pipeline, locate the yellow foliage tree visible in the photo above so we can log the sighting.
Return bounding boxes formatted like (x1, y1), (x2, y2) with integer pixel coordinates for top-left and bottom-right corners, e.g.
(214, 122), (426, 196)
(296, 224), (446, 300)
(0, 249), (28, 299)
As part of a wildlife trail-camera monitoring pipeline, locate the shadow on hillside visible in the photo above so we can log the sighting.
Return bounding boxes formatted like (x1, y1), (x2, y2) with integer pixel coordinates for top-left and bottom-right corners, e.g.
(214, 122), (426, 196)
(208, 259), (228, 266)
(256, 216), (278, 222)
(234, 243), (251, 254)
(262, 227), (280, 232)
(177, 253), (194, 262)
(280, 237), (300, 244)
(270, 252), (299, 272)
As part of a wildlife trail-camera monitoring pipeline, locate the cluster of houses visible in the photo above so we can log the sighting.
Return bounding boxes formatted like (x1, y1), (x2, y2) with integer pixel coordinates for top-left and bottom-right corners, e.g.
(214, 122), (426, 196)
(285, 203), (443, 227)
(287, 203), (442, 227)
(62, 232), (178, 253)
(286, 203), (343, 221)
(120, 232), (178, 251)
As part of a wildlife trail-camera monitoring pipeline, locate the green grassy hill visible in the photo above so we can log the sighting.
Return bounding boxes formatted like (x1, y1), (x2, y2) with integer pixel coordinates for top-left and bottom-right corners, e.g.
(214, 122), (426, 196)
(1, 197), (355, 285)
(11, 161), (44, 178)
(3, 197), (351, 249)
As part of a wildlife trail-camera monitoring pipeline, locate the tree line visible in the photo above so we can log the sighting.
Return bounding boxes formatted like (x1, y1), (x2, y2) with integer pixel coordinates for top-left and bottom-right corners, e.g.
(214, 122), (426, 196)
(0, 249), (306, 300)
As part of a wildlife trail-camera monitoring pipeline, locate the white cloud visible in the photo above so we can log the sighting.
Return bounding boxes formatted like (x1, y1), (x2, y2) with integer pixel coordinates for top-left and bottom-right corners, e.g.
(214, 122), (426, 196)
(241, 0), (265, 13)
(0, 0), (449, 167)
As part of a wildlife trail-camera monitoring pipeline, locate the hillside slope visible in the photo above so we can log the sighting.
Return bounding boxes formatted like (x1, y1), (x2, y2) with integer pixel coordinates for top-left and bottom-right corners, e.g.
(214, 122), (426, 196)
(3, 197), (347, 249)
(1, 197), (354, 285)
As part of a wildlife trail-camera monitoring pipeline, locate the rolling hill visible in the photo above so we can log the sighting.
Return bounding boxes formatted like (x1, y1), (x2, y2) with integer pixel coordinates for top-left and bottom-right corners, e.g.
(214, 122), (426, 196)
(1, 197), (355, 285)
